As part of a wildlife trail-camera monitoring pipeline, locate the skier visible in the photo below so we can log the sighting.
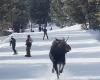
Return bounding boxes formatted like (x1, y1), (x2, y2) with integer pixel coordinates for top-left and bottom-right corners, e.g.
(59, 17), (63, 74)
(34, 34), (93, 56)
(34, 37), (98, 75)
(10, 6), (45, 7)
(25, 35), (32, 57)
(10, 36), (17, 55)
(43, 27), (48, 40)
(38, 24), (41, 32)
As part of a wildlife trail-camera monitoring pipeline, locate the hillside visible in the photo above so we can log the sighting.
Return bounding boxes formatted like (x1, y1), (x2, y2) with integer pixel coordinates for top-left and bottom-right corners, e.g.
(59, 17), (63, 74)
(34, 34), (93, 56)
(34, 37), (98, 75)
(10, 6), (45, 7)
(0, 25), (100, 80)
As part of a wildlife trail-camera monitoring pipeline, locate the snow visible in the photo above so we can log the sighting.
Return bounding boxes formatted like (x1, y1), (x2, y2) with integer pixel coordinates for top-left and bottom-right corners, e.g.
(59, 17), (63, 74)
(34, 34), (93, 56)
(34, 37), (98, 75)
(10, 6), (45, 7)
(0, 24), (100, 80)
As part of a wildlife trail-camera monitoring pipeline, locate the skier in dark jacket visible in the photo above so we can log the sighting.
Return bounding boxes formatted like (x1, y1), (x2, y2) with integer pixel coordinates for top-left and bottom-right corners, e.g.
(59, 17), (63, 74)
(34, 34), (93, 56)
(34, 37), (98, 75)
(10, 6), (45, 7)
(39, 26), (41, 32)
(10, 36), (17, 55)
(25, 35), (32, 57)
(43, 27), (48, 40)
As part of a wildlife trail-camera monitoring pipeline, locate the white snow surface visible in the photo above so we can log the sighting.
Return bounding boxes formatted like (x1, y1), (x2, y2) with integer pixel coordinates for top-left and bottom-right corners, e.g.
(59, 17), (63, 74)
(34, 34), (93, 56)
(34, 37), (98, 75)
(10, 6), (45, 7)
(0, 24), (100, 80)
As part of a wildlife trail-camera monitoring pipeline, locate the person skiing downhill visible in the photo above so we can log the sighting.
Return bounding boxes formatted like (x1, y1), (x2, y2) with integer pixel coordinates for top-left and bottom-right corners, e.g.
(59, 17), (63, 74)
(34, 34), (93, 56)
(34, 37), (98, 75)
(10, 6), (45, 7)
(25, 35), (32, 57)
(10, 36), (17, 55)
(43, 27), (48, 40)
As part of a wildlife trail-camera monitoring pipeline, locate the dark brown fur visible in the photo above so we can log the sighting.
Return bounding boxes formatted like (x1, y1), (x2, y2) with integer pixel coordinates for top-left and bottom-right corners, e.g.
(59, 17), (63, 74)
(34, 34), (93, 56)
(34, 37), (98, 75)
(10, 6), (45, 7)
(49, 38), (71, 79)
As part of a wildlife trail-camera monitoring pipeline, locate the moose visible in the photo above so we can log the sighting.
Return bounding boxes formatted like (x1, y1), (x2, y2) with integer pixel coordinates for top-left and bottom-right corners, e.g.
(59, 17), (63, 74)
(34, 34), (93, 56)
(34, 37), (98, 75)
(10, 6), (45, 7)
(49, 38), (71, 79)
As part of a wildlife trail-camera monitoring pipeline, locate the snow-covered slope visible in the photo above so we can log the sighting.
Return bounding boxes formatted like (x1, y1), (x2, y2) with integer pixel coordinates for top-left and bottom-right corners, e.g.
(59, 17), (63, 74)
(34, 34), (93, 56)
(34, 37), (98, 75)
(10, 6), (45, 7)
(0, 24), (100, 80)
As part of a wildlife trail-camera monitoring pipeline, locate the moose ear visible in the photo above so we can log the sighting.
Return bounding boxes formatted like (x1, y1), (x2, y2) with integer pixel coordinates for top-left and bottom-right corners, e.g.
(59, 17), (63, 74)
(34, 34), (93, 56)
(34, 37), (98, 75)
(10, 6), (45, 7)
(55, 37), (57, 40)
